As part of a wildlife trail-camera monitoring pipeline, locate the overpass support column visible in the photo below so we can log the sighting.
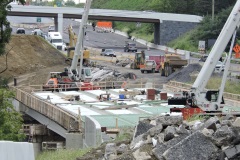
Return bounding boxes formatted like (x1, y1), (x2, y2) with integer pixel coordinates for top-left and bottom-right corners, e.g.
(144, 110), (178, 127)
(56, 13), (63, 36)
(154, 22), (160, 45)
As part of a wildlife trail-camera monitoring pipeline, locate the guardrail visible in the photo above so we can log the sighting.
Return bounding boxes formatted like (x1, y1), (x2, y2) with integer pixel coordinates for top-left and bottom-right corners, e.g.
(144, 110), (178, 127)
(19, 78), (166, 93)
(165, 81), (240, 101)
(11, 86), (81, 132)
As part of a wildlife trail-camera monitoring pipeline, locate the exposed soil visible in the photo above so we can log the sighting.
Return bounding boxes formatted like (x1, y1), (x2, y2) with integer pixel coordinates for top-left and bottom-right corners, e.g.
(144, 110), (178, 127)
(0, 35), (167, 87)
(0, 35), (69, 86)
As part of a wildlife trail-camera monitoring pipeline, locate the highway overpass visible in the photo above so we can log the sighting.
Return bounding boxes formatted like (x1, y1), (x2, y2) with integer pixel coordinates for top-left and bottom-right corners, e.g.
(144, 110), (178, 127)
(8, 5), (202, 45)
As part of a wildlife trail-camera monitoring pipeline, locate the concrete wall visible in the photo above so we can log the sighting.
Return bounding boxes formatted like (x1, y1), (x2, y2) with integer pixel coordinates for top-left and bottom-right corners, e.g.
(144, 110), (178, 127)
(84, 116), (102, 147)
(160, 21), (198, 45)
(66, 133), (83, 149)
(0, 141), (35, 160)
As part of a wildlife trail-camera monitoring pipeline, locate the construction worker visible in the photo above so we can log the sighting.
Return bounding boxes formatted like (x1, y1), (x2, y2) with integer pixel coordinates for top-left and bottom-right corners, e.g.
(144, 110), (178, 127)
(92, 22), (96, 31)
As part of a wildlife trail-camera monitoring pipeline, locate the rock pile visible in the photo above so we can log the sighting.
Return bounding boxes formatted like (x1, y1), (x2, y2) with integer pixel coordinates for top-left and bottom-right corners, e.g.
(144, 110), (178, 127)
(167, 63), (202, 82)
(78, 115), (240, 160)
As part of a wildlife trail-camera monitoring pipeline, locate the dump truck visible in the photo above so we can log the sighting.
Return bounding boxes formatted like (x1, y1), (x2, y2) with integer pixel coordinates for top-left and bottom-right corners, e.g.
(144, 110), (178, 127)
(130, 51), (145, 69)
(96, 21), (112, 33)
(159, 53), (188, 77)
(140, 55), (161, 73)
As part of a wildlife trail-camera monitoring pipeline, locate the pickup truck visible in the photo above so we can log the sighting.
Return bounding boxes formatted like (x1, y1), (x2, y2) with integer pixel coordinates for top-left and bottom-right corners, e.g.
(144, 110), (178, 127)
(140, 60), (159, 73)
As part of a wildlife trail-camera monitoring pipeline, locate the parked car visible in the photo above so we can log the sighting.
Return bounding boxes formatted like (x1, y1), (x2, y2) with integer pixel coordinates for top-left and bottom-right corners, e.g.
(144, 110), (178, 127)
(199, 55), (208, 62)
(199, 55), (223, 62)
(48, 25), (55, 32)
(16, 28), (25, 34)
(124, 42), (137, 52)
(215, 61), (225, 71)
(101, 49), (116, 57)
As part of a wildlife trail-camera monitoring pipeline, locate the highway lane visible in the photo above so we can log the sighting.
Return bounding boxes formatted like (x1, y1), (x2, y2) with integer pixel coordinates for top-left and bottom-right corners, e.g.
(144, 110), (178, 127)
(7, 16), (240, 78)
(8, 16), (165, 57)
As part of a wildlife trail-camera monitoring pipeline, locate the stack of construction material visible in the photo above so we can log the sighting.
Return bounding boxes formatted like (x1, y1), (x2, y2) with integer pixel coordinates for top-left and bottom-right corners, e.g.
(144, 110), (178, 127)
(147, 89), (155, 100)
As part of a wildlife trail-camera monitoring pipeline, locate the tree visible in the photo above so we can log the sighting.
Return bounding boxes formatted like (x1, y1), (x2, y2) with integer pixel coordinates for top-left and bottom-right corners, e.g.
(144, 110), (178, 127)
(65, 0), (75, 7)
(0, 78), (25, 141)
(0, 0), (25, 56)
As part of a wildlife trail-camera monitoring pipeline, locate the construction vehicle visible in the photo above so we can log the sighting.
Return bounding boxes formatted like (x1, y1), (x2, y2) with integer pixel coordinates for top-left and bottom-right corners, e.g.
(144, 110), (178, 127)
(96, 21), (112, 33)
(168, 0), (240, 119)
(130, 51), (145, 69)
(124, 41), (137, 52)
(42, 71), (99, 91)
(43, 0), (99, 91)
(66, 25), (90, 66)
(159, 54), (188, 77)
(140, 55), (161, 73)
(47, 32), (65, 50)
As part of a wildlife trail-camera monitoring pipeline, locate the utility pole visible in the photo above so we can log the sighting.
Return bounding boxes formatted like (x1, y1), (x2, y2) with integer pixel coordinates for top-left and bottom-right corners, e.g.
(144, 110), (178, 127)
(212, 0), (214, 22)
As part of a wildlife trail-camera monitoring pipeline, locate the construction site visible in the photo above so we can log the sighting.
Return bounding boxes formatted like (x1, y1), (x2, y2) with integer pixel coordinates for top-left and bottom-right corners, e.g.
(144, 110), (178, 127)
(2, 1), (240, 159)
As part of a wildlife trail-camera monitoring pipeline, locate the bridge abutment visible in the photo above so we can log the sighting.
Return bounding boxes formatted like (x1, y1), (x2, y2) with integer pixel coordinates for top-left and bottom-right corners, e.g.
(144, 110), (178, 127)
(66, 133), (84, 149)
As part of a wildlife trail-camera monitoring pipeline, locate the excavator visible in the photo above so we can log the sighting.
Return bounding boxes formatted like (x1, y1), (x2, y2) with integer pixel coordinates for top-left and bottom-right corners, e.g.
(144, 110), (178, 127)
(66, 25), (90, 66)
(43, 0), (100, 91)
(168, 0), (240, 119)
(130, 50), (145, 69)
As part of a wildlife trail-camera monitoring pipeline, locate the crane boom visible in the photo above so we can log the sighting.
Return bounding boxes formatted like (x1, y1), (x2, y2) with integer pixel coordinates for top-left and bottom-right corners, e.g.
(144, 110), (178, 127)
(168, 0), (240, 114)
(192, 0), (240, 92)
(70, 0), (92, 80)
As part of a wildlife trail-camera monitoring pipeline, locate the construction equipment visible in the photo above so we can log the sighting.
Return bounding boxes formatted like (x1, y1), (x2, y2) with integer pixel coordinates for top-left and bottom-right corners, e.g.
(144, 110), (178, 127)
(168, 0), (240, 118)
(96, 21), (112, 33)
(130, 51), (145, 69)
(159, 54), (188, 77)
(43, 0), (99, 91)
(140, 55), (161, 73)
(66, 25), (90, 66)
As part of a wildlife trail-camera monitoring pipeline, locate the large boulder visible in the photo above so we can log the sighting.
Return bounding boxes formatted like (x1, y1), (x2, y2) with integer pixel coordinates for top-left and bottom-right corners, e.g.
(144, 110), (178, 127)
(163, 131), (219, 160)
(152, 134), (188, 160)
(224, 144), (240, 159)
(212, 125), (235, 147)
(155, 116), (183, 127)
(134, 120), (154, 138)
(164, 126), (176, 141)
(104, 143), (117, 160)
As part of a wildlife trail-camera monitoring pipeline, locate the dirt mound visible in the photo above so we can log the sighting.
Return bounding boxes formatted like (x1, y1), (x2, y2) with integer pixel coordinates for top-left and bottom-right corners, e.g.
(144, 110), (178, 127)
(0, 35), (67, 85)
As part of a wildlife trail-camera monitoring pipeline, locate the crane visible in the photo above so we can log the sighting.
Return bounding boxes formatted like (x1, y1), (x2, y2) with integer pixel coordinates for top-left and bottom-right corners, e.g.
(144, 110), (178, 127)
(69, 0), (92, 82)
(168, 0), (240, 116)
(42, 0), (100, 91)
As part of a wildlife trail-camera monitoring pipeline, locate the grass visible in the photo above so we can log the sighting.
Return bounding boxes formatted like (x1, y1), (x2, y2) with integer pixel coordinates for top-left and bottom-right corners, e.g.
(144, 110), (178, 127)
(167, 29), (198, 52)
(187, 114), (209, 122)
(36, 148), (90, 160)
(189, 76), (240, 94)
(206, 77), (240, 94)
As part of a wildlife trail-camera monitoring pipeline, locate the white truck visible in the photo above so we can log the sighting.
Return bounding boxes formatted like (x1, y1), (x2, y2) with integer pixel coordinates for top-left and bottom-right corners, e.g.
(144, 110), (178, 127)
(47, 32), (65, 51)
(140, 60), (157, 73)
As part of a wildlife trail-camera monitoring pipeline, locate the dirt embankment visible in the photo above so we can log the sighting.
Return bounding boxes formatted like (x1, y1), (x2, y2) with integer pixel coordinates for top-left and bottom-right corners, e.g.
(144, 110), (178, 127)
(0, 35), (68, 85)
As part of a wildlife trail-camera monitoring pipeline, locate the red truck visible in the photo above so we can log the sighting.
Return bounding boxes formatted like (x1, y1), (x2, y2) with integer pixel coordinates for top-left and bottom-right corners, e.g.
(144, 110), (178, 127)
(140, 56), (162, 73)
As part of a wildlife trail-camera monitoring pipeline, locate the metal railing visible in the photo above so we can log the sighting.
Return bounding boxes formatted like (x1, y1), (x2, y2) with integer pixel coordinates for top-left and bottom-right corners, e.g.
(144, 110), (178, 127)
(21, 78), (166, 93)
